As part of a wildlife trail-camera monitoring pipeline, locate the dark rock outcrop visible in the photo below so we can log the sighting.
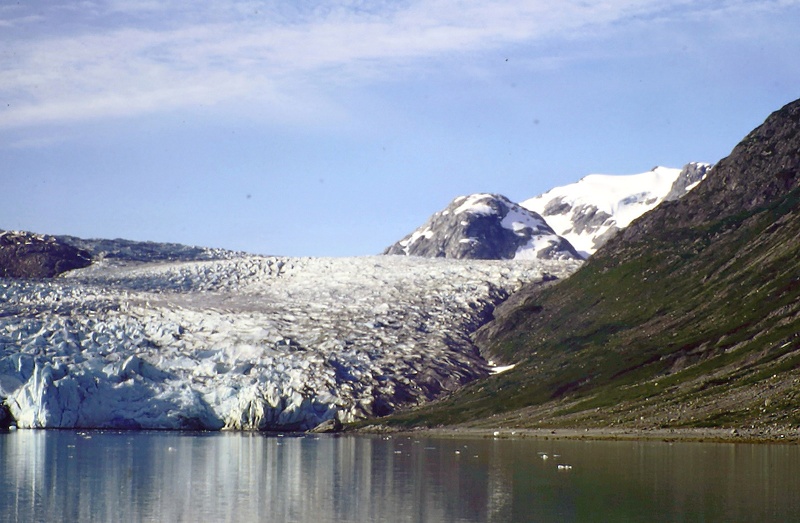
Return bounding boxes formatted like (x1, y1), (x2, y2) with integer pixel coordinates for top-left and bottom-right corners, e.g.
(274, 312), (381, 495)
(384, 193), (582, 260)
(0, 402), (12, 430)
(0, 230), (92, 278)
(663, 162), (712, 202)
(617, 102), (800, 247)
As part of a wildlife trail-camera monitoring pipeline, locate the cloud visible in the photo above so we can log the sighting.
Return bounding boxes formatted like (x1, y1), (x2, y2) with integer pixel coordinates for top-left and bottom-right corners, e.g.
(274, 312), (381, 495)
(0, 0), (796, 130)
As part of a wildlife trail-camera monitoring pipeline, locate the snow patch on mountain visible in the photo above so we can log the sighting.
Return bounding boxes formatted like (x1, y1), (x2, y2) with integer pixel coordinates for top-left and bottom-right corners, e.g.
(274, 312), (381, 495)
(520, 163), (712, 256)
(0, 255), (581, 431)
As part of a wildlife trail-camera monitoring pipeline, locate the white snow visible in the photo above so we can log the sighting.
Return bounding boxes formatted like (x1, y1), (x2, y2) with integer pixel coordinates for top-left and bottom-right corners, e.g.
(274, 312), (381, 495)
(489, 363), (516, 375)
(499, 206), (547, 235)
(513, 236), (558, 260)
(0, 255), (582, 431)
(685, 180), (702, 192)
(494, 203), (572, 260)
(389, 193), (578, 261)
(521, 167), (683, 256)
(453, 194), (498, 216)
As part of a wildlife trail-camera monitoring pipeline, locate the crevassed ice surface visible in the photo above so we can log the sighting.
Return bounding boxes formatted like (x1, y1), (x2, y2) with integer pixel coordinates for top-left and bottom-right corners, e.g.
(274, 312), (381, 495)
(0, 255), (581, 431)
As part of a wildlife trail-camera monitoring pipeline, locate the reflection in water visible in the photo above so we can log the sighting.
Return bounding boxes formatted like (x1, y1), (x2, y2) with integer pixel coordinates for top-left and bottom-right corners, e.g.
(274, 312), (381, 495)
(1, 430), (800, 522)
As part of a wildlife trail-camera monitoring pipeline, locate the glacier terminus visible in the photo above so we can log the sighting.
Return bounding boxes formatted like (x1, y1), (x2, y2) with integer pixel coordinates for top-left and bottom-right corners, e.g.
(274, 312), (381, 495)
(0, 254), (580, 431)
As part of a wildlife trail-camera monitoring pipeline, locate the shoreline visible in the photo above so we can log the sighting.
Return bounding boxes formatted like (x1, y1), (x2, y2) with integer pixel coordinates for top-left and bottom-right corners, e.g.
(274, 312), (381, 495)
(361, 425), (800, 444)
(3, 423), (799, 444)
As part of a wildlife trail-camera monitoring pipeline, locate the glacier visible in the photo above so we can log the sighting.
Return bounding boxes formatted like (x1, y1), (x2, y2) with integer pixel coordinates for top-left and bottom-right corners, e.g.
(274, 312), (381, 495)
(0, 255), (581, 431)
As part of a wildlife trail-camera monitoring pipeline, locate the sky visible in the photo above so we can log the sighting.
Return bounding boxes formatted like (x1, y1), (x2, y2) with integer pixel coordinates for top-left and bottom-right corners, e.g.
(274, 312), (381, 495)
(2, 1), (799, 257)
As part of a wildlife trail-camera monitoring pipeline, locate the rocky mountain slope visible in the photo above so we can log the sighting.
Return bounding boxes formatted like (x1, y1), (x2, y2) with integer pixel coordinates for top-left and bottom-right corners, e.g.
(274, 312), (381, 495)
(57, 235), (239, 263)
(0, 230), (239, 279)
(0, 252), (580, 431)
(382, 99), (800, 433)
(520, 163), (711, 257)
(0, 231), (92, 278)
(384, 193), (582, 260)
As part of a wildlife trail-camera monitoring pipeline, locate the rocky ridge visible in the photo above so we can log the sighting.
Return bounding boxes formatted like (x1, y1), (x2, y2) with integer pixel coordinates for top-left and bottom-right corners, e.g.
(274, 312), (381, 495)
(0, 230), (92, 278)
(57, 235), (240, 263)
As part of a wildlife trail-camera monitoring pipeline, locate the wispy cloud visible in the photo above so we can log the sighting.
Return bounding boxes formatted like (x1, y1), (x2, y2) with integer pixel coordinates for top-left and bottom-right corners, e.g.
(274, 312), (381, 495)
(0, 0), (795, 131)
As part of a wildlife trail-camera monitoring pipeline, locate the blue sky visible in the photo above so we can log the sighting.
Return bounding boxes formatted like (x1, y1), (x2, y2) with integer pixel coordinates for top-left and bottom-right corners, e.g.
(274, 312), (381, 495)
(2, 1), (799, 257)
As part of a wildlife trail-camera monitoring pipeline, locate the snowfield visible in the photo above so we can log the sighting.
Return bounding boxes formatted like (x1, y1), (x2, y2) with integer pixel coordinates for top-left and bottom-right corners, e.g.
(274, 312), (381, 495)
(0, 255), (581, 431)
(521, 164), (711, 257)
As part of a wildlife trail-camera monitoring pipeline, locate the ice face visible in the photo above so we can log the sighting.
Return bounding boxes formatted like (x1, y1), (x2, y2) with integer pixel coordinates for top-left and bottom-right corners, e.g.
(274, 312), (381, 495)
(0, 255), (581, 431)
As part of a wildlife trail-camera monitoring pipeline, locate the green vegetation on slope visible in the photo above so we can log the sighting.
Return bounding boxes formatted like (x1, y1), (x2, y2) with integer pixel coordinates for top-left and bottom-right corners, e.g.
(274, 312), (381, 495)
(378, 101), (800, 431)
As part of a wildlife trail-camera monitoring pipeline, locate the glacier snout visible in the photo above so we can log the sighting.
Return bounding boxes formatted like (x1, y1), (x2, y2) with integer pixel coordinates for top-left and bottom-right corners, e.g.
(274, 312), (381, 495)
(1, 255), (581, 431)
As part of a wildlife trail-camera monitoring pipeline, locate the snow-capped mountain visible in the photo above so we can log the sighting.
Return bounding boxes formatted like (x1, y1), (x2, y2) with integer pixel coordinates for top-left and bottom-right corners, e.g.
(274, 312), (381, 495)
(0, 252), (581, 431)
(520, 163), (712, 257)
(384, 194), (583, 261)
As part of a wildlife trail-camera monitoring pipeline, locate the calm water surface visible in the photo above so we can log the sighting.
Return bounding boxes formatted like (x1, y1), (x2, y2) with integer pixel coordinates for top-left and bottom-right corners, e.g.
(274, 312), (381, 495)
(1, 429), (799, 522)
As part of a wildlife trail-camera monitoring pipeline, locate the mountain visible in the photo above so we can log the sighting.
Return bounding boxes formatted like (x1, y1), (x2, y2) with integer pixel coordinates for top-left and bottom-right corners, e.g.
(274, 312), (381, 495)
(384, 193), (583, 261)
(381, 99), (800, 433)
(385, 164), (710, 262)
(0, 230), (92, 278)
(520, 163), (712, 257)
(0, 230), (242, 279)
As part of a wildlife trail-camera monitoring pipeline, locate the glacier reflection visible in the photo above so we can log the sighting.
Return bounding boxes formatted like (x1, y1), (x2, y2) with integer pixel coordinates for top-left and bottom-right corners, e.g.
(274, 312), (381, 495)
(0, 431), (511, 522)
(2, 430), (800, 522)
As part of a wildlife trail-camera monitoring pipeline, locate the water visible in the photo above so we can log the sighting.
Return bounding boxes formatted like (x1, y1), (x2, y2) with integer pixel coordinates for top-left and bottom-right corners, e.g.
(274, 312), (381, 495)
(1, 430), (799, 522)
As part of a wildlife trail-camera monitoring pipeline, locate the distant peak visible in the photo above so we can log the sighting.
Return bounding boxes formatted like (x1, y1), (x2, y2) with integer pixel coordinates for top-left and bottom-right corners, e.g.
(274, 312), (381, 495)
(385, 193), (581, 261)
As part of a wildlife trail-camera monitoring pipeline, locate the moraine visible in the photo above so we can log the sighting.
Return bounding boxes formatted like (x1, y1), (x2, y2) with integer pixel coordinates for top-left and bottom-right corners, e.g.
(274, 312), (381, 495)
(0, 255), (581, 431)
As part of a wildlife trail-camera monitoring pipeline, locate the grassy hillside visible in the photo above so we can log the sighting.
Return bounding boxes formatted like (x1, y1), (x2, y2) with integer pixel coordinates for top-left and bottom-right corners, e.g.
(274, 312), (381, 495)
(379, 100), (800, 431)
